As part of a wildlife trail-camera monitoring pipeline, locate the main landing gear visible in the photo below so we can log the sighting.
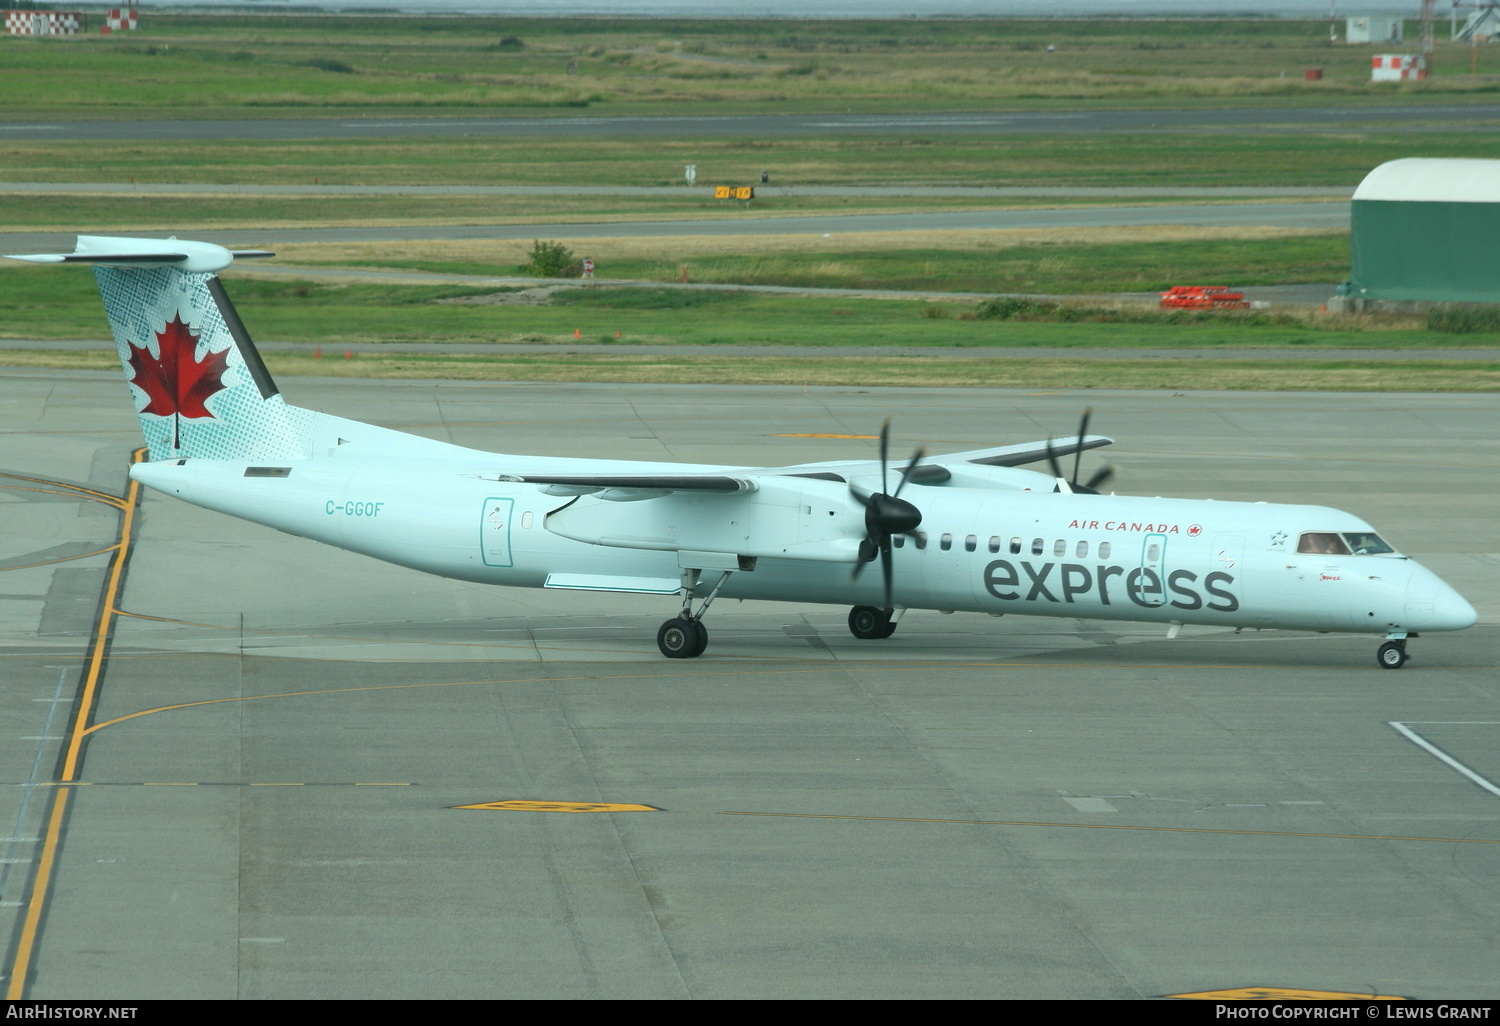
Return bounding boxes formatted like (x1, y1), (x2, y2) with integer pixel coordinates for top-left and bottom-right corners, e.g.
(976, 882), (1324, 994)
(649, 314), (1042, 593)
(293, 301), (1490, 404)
(848, 605), (900, 640)
(1377, 632), (1414, 670)
(656, 567), (734, 659)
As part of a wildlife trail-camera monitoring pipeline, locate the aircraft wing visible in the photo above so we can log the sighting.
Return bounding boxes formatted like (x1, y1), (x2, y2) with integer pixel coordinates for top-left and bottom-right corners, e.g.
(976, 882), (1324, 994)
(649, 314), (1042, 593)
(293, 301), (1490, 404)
(932, 434), (1113, 468)
(752, 435), (1114, 486)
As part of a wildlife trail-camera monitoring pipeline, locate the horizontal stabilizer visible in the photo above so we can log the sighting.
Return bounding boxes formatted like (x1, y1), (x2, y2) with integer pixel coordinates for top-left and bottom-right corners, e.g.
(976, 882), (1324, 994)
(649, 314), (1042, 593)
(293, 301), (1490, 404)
(4, 235), (272, 274)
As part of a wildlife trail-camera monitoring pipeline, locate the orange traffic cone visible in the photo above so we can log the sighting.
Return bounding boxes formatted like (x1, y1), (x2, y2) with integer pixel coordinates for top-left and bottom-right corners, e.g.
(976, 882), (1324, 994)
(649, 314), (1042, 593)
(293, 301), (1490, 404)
(574, 328), (581, 338)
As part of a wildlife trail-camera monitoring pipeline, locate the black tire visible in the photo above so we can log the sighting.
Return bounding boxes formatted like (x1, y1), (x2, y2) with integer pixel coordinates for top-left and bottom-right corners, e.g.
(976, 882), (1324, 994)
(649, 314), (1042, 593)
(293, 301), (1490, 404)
(686, 619), (709, 658)
(1377, 641), (1408, 670)
(658, 617), (703, 659)
(849, 605), (894, 640)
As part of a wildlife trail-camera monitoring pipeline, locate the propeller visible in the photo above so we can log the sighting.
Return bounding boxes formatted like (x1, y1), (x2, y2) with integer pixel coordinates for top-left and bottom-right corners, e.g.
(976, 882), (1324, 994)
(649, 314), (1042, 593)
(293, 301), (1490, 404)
(1046, 408), (1115, 495)
(850, 420), (924, 610)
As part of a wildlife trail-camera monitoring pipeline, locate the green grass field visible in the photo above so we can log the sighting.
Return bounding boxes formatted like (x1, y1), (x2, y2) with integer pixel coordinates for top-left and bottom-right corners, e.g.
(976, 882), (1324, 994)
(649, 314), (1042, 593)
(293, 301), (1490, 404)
(3, 14), (1499, 119)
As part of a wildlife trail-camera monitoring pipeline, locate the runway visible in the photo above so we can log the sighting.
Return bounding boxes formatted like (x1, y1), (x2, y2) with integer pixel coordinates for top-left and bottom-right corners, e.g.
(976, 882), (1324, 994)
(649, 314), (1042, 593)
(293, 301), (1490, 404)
(1, 373), (1497, 999)
(6, 104), (1500, 141)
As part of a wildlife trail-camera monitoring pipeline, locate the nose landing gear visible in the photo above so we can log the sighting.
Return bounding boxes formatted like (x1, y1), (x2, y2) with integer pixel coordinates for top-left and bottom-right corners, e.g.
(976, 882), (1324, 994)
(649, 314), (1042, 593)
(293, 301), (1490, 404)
(1377, 633), (1410, 670)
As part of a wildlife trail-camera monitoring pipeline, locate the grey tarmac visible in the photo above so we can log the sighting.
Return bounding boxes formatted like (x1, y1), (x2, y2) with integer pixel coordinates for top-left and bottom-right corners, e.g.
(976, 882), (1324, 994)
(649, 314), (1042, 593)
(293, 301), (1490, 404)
(1, 373), (1496, 999)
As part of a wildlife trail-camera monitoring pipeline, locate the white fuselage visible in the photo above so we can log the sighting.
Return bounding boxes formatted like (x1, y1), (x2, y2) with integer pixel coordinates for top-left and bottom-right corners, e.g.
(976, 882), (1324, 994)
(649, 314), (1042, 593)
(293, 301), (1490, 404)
(131, 450), (1477, 638)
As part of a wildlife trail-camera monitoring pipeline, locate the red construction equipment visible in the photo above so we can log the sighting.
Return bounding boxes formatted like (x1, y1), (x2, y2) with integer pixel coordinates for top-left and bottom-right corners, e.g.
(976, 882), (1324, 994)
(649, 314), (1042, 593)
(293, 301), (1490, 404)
(1159, 285), (1249, 310)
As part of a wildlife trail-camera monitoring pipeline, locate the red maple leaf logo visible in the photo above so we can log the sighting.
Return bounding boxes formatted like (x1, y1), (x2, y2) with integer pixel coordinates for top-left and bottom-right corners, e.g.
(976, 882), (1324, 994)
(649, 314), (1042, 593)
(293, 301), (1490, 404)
(126, 314), (230, 419)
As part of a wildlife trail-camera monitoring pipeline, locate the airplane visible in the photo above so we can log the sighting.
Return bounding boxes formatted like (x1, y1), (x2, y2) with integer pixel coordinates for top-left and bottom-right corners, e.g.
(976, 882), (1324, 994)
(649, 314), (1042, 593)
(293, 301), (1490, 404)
(5, 235), (1478, 669)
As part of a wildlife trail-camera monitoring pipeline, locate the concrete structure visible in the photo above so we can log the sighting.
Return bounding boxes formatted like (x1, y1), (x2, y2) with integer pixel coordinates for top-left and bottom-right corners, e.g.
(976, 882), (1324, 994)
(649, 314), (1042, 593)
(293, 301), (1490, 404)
(3, 10), (80, 36)
(104, 8), (138, 32)
(1371, 53), (1427, 80)
(1346, 15), (1404, 43)
(1345, 158), (1500, 304)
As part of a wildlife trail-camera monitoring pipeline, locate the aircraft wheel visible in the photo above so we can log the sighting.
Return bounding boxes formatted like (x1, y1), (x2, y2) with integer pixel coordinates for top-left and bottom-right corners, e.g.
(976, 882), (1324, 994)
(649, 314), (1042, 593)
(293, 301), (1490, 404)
(1377, 641), (1408, 670)
(848, 605), (895, 640)
(658, 617), (707, 659)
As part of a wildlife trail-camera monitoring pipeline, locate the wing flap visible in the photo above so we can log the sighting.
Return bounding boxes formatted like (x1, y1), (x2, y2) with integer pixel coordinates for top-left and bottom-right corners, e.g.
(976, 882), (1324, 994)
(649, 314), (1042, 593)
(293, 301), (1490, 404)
(501, 473), (755, 500)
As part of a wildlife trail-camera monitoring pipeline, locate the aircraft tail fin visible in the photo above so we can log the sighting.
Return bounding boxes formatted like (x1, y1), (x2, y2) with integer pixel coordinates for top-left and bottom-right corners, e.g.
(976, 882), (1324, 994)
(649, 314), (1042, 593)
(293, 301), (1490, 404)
(7, 235), (325, 462)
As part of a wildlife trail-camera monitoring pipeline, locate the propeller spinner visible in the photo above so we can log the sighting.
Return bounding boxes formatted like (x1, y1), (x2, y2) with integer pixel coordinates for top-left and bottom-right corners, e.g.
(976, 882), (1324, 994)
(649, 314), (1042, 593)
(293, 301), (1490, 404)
(850, 420), (924, 610)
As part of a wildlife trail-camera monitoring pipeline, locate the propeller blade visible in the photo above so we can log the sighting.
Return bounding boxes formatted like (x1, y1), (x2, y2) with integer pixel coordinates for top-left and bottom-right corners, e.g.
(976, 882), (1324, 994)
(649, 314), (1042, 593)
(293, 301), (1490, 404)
(1045, 436), (1065, 481)
(1084, 465), (1115, 493)
(878, 419), (891, 496)
(891, 446), (925, 501)
(1072, 408), (1092, 487)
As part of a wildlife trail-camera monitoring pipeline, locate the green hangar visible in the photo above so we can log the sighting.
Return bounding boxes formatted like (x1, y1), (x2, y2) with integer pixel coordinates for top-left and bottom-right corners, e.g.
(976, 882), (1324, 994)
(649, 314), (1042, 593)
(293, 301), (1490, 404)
(1346, 157), (1500, 304)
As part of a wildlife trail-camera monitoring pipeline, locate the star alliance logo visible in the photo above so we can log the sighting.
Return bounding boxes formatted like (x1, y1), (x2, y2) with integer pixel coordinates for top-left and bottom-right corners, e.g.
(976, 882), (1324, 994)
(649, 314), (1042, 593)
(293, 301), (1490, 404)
(1269, 530), (1288, 549)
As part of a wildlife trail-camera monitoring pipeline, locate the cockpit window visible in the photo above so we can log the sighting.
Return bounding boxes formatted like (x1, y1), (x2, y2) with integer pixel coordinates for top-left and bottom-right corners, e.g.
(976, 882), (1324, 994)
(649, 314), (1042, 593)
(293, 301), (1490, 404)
(1343, 532), (1394, 555)
(1297, 532), (1350, 556)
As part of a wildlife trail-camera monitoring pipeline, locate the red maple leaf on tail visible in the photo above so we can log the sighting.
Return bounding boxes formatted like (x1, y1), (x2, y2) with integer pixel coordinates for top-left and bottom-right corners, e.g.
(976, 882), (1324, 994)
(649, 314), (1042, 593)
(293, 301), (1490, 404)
(126, 313), (230, 419)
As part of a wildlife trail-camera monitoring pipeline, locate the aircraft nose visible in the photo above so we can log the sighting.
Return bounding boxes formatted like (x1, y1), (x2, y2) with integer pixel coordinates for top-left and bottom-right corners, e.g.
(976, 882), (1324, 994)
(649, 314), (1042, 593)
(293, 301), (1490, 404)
(1434, 589), (1479, 631)
(1405, 569), (1478, 632)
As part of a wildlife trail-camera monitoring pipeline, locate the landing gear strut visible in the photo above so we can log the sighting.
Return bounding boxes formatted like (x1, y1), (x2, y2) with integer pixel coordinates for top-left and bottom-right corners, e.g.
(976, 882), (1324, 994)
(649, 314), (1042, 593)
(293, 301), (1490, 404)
(848, 605), (899, 640)
(1377, 634), (1409, 670)
(656, 567), (732, 659)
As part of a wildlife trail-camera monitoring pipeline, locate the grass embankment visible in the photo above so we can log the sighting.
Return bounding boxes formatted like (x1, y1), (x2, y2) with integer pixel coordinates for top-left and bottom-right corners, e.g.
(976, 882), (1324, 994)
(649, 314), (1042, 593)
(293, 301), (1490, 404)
(2, 15), (1499, 119)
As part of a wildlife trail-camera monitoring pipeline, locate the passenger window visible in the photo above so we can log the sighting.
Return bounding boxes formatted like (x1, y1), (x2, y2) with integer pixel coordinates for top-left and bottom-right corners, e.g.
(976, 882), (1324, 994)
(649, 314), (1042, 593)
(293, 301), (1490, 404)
(1099, 541), (1111, 560)
(964, 535), (977, 553)
(893, 535), (904, 549)
(1146, 542), (1160, 562)
(940, 533), (953, 551)
(1031, 538), (1044, 556)
(915, 532), (928, 550)
(1298, 532), (1350, 556)
(1010, 537), (1022, 555)
(1076, 540), (1088, 559)
(1053, 539), (1067, 557)
(521, 511), (534, 529)
(988, 536), (1001, 554)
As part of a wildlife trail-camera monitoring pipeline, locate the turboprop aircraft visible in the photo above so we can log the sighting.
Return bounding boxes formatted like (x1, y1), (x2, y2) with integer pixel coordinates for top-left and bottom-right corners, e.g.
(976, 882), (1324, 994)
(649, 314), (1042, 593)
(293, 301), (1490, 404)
(6, 236), (1478, 668)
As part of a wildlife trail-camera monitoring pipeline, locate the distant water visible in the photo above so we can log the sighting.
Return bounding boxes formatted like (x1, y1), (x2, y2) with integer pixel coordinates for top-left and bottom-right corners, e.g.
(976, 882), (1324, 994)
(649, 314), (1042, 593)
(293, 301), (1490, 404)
(134, 1), (1377, 18)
